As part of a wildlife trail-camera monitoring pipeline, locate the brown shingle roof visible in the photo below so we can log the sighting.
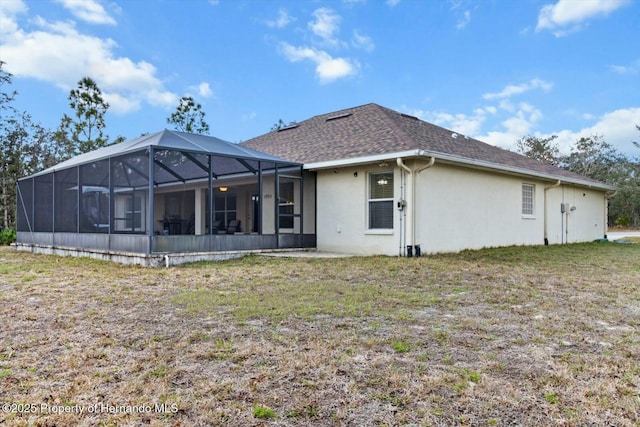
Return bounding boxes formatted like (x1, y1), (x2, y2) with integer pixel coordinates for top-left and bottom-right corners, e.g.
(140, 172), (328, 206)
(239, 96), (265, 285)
(241, 103), (612, 189)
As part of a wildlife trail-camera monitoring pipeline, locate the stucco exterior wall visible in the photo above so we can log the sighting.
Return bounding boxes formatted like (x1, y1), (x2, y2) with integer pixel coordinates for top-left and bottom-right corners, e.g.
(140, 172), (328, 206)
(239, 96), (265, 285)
(545, 186), (607, 244)
(415, 164), (545, 253)
(316, 165), (400, 255)
(314, 161), (608, 256)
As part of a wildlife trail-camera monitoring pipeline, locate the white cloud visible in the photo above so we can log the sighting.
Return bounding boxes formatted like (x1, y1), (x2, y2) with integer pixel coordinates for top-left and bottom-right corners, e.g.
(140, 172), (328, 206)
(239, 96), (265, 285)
(483, 78), (553, 100)
(279, 42), (358, 83)
(0, 12), (177, 114)
(0, 0), (27, 35)
(609, 59), (640, 75)
(536, 0), (631, 35)
(197, 82), (212, 98)
(387, 0), (400, 6)
(403, 107), (487, 137)
(186, 82), (213, 99)
(54, 0), (116, 25)
(477, 107), (640, 156)
(308, 7), (341, 45)
(266, 8), (294, 29)
(456, 10), (471, 29)
(352, 30), (374, 52)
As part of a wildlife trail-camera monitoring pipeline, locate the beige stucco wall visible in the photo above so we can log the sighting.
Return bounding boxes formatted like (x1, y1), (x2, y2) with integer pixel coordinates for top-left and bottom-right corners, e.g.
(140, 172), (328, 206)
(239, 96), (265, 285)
(314, 161), (608, 255)
(316, 164), (400, 255)
(545, 186), (607, 244)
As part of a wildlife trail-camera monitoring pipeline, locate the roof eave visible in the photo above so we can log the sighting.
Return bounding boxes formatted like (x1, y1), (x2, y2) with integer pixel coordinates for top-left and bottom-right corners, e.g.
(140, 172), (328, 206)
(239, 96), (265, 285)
(304, 149), (616, 191)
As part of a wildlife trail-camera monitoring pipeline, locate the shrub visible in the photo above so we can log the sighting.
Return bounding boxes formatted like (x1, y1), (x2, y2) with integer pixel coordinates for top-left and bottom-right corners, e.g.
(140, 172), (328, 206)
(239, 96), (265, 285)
(615, 215), (630, 227)
(0, 228), (16, 245)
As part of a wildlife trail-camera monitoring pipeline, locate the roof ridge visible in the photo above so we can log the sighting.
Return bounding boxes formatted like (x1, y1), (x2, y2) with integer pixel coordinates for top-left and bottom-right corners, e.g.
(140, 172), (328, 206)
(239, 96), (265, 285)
(371, 104), (421, 150)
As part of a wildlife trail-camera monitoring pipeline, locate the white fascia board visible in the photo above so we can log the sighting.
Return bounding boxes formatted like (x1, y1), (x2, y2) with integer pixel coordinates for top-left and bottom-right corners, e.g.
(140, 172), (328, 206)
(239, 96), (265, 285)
(304, 149), (615, 191)
(304, 150), (424, 170)
(423, 150), (616, 191)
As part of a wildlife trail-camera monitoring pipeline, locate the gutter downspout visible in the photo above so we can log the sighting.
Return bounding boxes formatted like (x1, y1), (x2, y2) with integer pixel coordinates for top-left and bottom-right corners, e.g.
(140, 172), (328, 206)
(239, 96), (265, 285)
(397, 158), (411, 256)
(397, 156), (436, 256)
(544, 180), (561, 246)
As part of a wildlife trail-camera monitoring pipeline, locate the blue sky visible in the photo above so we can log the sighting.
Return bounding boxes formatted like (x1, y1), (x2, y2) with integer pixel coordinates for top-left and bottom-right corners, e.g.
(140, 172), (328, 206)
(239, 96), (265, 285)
(1, 0), (639, 156)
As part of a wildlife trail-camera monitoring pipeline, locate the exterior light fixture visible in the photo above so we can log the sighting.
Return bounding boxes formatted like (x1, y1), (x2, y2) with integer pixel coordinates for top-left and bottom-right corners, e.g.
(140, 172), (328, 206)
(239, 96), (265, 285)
(377, 177), (388, 185)
(219, 187), (228, 192)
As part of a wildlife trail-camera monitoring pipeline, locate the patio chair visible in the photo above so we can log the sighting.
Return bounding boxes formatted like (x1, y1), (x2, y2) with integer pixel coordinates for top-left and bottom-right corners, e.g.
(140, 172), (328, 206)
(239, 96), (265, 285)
(226, 219), (241, 234)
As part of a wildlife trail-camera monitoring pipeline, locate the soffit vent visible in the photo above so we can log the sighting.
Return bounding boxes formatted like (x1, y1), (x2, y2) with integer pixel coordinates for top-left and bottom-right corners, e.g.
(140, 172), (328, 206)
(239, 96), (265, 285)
(278, 124), (299, 132)
(400, 113), (419, 120)
(325, 113), (352, 122)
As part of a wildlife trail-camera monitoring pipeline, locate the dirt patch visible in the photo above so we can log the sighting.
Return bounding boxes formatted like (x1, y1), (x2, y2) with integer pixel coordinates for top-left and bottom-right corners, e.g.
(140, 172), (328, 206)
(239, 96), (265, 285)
(1, 243), (639, 426)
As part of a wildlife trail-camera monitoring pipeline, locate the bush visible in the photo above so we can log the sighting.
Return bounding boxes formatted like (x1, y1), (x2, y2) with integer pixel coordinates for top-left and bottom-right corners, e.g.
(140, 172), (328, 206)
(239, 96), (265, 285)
(0, 228), (16, 245)
(615, 215), (630, 228)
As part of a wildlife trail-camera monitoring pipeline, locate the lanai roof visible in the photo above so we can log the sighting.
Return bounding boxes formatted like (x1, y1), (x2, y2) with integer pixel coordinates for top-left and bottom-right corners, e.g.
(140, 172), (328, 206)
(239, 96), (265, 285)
(241, 103), (615, 190)
(31, 129), (299, 178)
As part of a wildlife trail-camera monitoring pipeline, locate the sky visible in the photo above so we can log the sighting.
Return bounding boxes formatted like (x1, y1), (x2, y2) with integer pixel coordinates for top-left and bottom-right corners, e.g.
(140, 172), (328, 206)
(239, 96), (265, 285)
(1, 0), (639, 157)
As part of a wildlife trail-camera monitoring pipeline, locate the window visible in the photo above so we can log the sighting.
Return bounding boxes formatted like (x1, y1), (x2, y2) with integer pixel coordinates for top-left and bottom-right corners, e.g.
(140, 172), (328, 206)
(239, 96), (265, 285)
(279, 181), (294, 229)
(125, 193), (143, 230)
(214, 193), (236, 228)
(522, 184), (535, 216)
(369, 171), (394, 229)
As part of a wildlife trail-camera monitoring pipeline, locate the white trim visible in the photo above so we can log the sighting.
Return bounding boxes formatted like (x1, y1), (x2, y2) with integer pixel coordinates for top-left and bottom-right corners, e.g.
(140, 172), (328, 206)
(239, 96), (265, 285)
(303, 149), (615, 192)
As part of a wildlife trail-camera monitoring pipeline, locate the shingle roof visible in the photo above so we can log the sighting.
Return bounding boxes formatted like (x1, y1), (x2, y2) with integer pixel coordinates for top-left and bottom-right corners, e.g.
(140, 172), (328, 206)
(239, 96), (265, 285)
(241, 103), (613, 189)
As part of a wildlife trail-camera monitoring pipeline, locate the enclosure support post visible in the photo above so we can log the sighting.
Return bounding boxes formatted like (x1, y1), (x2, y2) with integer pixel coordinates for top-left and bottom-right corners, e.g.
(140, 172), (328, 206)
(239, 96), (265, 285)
(208, 155), (213, 235)
(299, 165), (304, 246)
(258, 161), (263, 235)
(147, 147), (154, 254)
(275, 163), (279, 249)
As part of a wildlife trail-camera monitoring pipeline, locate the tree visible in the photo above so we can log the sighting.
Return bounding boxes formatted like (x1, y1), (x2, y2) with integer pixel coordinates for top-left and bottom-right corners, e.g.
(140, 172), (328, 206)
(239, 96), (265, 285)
(515, 135), (560, 166)
(167, 96), (210, 134)
(560, 135), (626, 185)
(0, 62), (56, 230)
(558, 133), (640, 227)
(271, 119), (296, 131)
(58, 77), (110, 159)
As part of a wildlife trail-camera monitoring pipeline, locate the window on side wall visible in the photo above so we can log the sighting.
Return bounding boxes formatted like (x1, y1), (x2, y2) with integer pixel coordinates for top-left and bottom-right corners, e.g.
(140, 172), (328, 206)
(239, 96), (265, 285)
(522, 183), (535, 217)
(369, 171), (394, 229)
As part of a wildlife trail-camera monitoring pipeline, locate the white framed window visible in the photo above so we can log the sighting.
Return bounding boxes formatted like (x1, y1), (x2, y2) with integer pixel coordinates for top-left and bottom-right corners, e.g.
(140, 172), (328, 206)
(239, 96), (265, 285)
(522, 183), (535, 217)
(368, 171), (394, 229)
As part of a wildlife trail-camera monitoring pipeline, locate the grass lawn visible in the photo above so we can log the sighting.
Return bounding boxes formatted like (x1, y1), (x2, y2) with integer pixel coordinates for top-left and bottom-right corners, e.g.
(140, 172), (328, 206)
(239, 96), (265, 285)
(1, 242), (639, 426)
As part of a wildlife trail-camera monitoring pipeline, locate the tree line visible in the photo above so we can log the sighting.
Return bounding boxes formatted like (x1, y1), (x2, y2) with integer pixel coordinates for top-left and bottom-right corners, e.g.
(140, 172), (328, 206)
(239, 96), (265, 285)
(0, 61), (208, 237)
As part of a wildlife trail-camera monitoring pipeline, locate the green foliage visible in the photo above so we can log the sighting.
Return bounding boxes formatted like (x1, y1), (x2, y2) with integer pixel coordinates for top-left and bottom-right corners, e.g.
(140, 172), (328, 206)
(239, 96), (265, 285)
(0, 228), (16, 245)
(544, 393), (559, 404)
(391, 339), (411, 353)
(167, 96), (210, 135)
(560, 135), (626, 184)
(56, 77), (111, 160)
(0, 62), (57, 229)
(516, 134), (560, 166)
(253, 404), (277, 419)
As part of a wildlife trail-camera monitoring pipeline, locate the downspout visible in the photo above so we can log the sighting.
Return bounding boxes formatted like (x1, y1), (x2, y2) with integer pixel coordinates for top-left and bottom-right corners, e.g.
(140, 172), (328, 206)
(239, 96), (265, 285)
(396, 156), (435, 256)
(397, 158), (411, 256)
(414, 157), (435, 254)
(544, 180), (561, 246)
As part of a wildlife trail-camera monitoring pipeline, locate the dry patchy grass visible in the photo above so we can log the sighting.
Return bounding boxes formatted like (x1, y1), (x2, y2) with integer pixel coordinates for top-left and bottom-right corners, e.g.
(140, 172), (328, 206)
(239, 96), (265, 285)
(0, 243), (639, 426)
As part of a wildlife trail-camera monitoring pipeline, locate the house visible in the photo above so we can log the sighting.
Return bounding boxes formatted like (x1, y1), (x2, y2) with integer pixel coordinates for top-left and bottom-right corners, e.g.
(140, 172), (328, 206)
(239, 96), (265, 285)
(16, 103), (614, 265)
(15, 130), (316, 266)
(241, 103), (615, 256)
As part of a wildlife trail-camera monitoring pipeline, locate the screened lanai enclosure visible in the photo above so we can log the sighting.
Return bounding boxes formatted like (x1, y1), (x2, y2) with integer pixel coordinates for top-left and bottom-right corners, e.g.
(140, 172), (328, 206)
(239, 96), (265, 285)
(16, 130), (316, 266)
